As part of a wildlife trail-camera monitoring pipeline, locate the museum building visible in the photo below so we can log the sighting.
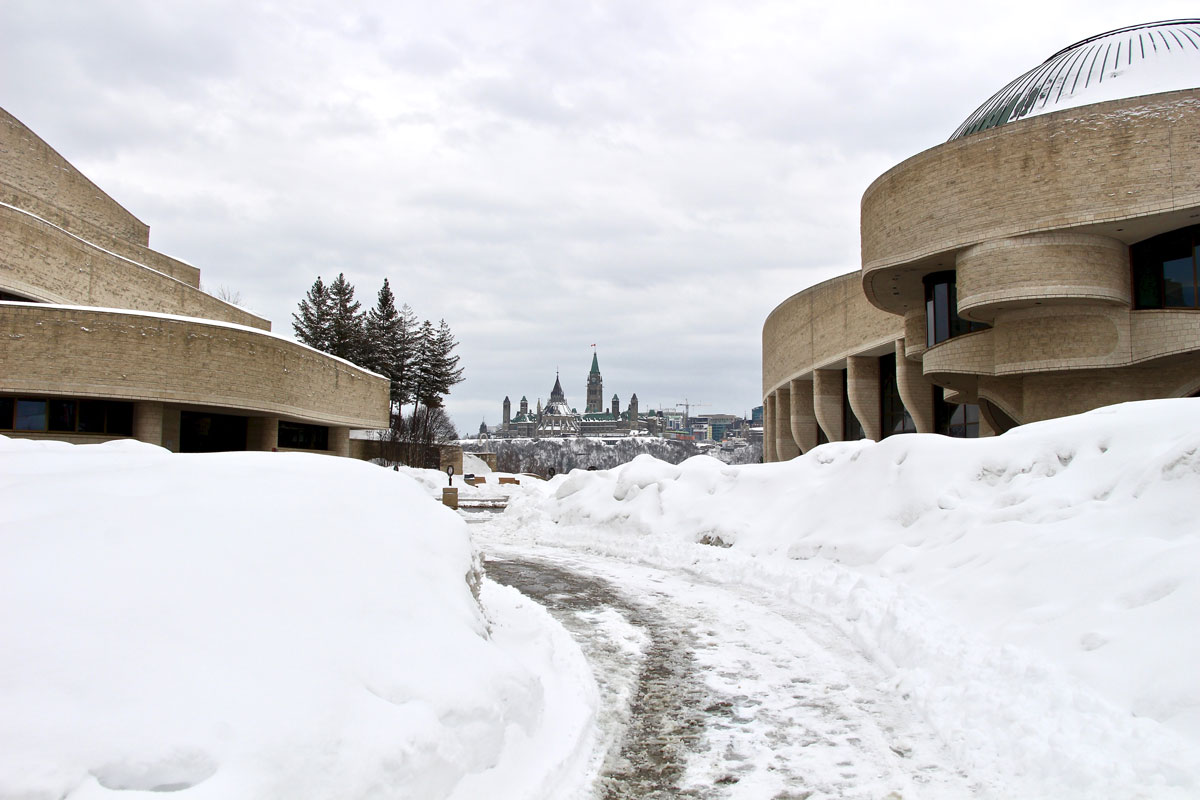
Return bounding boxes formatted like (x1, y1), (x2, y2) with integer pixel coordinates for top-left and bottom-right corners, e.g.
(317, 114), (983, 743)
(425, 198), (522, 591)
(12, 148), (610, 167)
(0, 108), (389, 454)
(762, 20), (1200, 461)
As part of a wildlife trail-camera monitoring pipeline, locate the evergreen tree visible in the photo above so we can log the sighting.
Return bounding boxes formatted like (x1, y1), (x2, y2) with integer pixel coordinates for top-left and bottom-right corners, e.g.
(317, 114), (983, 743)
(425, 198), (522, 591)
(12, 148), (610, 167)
(364, 278), (399, 375)
(364, 280), (418, 409)
(410, 318), (439, 414)
(394, 303), (419, 405)
(425, 318), (464, 406)
(292, 276), (332, 351)
(326, 272), (365, 364)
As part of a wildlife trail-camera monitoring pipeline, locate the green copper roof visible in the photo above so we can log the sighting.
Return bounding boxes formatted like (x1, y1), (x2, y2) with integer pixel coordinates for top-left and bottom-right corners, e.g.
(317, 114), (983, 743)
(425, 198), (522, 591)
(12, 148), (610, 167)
(590, 352), (600, 375)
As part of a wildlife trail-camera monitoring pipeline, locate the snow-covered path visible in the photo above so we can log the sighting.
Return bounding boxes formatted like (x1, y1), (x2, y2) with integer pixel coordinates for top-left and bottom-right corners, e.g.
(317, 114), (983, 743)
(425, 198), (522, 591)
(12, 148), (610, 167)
(479, 533), (979, 799)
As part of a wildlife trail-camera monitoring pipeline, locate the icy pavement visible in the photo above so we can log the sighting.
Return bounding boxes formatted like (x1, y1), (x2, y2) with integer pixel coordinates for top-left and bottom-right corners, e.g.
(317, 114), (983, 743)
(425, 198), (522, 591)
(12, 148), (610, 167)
(481, 535), (979, 799)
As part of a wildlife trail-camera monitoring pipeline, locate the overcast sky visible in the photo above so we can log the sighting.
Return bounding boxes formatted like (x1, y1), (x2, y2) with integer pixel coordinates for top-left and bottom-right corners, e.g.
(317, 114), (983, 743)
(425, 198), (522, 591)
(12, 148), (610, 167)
(3, 1), (1193, 434)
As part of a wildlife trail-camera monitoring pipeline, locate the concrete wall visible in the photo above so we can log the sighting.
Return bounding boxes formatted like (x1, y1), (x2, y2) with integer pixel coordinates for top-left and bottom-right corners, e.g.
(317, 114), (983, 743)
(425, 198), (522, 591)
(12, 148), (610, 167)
(762, 271), (900, 398)
(0, 204), (267, 330)
(0, 304), (389, 429)
(1, 108), (150, 246)
(861, 89), (1200, 316)
(852, 89), (1200, 430)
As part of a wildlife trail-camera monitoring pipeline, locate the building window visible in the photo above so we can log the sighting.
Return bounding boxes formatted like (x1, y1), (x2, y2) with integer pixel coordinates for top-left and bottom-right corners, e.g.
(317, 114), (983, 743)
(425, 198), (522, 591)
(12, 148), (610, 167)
(278, 421), (329, 450)
(0, 290), (38, 302)
(1132, 224), (1200, 309)
(0, 396), (133, 435)
(841, 369), (865, 441)
(936, 395), (980, 438)
(180, 411), (247, 453)
(923, 270), (989, 347)
(879, 353), (916, 437)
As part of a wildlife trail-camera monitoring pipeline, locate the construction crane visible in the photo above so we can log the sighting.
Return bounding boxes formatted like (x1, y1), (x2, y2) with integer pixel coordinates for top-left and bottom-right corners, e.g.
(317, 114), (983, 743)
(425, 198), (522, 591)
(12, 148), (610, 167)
(675, 399), (711, 434)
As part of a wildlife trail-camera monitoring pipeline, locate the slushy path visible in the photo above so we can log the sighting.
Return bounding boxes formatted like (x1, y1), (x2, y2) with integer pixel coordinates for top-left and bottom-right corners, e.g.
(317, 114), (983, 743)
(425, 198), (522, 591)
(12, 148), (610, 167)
(481, 531), (980, 799)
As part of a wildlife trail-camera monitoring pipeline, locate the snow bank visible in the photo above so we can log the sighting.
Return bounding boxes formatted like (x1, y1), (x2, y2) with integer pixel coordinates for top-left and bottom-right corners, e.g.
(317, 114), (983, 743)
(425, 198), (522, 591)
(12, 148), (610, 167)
(507, 399), (1200, 796)
(463, 451), (493, 474)
(0, 437), (595, 799)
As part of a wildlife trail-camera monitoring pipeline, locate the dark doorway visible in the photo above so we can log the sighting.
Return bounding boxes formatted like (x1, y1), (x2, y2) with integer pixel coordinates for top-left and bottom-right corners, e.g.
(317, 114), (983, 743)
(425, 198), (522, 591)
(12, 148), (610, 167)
(180, 411), (248, 453)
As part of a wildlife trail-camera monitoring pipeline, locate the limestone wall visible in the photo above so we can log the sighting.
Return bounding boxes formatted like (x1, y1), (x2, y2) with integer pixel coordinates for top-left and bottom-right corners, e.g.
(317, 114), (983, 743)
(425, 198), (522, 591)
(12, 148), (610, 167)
(861, 90), (1200, 315)
(762, 270), (900, 397)
(0, 305), (389, 429)
(0, 203), (268, 330)
(0, 108), (149, 245)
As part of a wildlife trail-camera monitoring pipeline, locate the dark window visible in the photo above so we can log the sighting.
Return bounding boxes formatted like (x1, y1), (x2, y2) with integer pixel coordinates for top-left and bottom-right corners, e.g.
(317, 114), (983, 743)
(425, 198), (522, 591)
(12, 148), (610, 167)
(48, 399), (77, 432)
(816, 425), (829, 446)
(923, 271), (989, 347)
(1132, 224), (1200, 309)
(0, 290), (37, 302)
(278, 421), (329, 450)
(180, 411), (247, 453)
(77, 401), (106, 432)
(841, 370), (865, 441)
(15, 399), (46, 431)
(936, 396), (980, 438)
(879, 353), (916, 437)
(106, 402), (133, 436)
(0, 396), (132, 435)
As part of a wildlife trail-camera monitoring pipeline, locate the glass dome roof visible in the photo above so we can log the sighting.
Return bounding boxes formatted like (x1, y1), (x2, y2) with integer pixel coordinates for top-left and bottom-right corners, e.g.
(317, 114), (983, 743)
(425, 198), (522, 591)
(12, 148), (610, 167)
(951, 20), (1200, 140)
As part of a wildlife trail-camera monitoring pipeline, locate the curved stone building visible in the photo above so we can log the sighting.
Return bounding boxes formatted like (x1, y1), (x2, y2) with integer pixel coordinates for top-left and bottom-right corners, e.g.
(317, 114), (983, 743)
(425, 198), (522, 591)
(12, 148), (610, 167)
(764, 20), (1200, 461)
(1, 108), (389, 454)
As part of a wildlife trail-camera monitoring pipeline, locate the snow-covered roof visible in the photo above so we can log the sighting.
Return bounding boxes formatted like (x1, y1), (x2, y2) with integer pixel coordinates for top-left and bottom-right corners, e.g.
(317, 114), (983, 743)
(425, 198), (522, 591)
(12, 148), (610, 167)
(951, 20), (1200, 140)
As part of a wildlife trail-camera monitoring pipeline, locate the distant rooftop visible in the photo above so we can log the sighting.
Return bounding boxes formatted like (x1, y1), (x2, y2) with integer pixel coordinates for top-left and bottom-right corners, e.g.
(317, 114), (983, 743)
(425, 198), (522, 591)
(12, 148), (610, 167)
(951, 20), (1200, 140)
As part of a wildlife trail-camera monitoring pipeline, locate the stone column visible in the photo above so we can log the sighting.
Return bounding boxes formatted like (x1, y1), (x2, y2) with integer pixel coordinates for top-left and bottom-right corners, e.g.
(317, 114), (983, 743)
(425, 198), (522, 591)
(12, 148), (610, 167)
(247, 416), (279, 451)
(788, 378), (817, 454)
(813, 369), (844, 442)
(775, 384), (800, 460)
(133, 401), (163, 447)
(895, 339), (936, 433)
(763, 393), (777, 462)
(329, 426), (350, 458)
(161, 407), (181, 452)
(846, 356), (882, 441)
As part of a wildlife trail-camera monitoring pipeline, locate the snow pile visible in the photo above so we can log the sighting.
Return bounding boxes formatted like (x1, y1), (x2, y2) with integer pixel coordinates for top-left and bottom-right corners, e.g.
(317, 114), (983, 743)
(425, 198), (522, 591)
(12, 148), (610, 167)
(507, 399), (1200, 796)
(463, 451), (493, 474)
(0, 437), (596, 799)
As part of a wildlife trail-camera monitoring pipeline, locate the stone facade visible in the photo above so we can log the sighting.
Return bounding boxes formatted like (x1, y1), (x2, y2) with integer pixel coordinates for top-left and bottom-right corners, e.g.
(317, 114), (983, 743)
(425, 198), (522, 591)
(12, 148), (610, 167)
(763, 70), (1200, 461)
(0, 107), (389, 453)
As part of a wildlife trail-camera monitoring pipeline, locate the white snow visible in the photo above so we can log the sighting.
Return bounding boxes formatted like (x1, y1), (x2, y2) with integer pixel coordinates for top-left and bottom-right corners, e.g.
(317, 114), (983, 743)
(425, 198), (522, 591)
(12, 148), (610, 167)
(7, 398), (1200, 798)
(0, 437), (596, 799)
(494, 398), (1200, 797)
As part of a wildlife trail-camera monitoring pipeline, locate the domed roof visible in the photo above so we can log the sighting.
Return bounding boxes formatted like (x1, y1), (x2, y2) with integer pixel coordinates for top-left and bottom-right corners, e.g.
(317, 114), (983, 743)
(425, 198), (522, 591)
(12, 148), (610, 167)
(951, 20), (1200, 140)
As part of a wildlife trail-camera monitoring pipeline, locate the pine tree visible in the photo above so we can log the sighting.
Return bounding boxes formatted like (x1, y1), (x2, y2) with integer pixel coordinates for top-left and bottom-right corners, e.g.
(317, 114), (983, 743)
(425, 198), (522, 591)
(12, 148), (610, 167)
(292, 276), (332, 351)
(364, 280), (418, 409)
(393, 302), (419, 406)
(326, 272), (365, 364)
(410, 318), (438, 414)
(425, 318), (464, 406)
